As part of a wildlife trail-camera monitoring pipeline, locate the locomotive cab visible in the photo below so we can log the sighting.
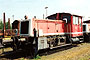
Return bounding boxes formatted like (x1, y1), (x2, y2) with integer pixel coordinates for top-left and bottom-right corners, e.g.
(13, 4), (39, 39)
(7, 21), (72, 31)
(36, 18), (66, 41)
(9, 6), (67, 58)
(47, 13), (84, 42)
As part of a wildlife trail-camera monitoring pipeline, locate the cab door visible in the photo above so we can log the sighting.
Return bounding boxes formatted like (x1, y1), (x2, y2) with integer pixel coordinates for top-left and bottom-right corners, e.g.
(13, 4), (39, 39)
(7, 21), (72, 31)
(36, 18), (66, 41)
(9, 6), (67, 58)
(78, 17), (83, 36)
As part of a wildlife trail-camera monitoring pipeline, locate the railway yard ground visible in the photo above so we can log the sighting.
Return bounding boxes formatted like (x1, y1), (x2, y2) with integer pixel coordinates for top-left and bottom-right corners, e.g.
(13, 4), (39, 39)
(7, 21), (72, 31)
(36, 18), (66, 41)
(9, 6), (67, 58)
(0, 43), (90, 60)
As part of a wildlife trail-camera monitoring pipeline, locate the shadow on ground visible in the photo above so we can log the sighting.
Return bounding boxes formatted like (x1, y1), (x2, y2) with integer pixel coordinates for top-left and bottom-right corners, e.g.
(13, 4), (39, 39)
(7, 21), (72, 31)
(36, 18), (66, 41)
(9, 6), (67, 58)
(0, 49), (33, 59)
(0, 44), (78, 60)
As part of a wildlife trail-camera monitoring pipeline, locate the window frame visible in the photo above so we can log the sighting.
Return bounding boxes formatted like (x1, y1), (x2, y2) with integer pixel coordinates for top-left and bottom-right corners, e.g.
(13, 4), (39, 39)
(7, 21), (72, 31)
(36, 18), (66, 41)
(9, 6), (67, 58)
(73, 16), (79, 25)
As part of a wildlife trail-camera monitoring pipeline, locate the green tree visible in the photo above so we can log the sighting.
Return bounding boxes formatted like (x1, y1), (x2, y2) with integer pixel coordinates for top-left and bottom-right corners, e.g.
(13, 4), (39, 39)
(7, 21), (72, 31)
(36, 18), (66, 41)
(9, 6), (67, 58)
(6, 22), (8, 29)
(0, 21), (12, 29)
(0, 21), (3, 29)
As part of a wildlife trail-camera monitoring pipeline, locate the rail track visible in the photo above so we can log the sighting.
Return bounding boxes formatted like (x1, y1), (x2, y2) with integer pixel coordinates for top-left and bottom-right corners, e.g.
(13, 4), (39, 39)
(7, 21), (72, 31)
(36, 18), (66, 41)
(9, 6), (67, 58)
(0, 43), (78, 60)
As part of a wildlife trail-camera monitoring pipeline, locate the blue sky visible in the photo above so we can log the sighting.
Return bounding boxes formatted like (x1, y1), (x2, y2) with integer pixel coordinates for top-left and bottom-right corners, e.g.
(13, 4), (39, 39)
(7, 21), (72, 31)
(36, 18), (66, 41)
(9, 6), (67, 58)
(0, 0), (90, 23)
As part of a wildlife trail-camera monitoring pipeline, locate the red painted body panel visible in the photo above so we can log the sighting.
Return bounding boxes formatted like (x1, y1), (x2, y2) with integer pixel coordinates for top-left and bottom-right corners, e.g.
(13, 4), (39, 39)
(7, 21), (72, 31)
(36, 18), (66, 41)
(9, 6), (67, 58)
(32, 13), (83, 37)
(32, 19), (66, 36)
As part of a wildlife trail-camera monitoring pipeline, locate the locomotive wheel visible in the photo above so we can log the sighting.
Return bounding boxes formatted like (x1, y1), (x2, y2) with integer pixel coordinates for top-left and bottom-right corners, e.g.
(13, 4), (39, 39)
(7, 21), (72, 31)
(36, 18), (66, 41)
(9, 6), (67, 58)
(12, 44), (17, 51)
(12, 37), (19, 51)
(69, 38), (73, 44)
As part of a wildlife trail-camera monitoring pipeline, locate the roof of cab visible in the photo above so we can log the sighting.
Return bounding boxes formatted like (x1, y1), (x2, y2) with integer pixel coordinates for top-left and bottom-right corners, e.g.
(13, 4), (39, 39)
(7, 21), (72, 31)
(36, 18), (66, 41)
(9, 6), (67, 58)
(47, 12), (83, 19)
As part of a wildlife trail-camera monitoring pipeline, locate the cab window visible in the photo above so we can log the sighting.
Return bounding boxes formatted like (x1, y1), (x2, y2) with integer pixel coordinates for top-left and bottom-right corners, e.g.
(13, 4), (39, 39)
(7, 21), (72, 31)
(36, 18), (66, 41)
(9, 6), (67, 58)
(62, 15), (71, 23)
(73, 16), (79, 25)
(76, 17), (78, 25)
(79, 17), (82, 26)
(73, 16), (76, 24)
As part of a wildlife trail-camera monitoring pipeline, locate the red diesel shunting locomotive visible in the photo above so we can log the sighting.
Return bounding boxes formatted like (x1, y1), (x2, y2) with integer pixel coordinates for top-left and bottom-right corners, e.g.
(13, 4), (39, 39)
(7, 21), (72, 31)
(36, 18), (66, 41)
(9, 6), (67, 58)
(1, 12), (84, 57)
(16, 13), (83, 56)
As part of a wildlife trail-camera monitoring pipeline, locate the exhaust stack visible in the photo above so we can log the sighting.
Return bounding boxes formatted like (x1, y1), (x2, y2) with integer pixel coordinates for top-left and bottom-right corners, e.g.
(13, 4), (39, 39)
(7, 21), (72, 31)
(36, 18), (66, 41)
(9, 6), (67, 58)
(8, 18), (10, 29)
(3, 12), (6, 37)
